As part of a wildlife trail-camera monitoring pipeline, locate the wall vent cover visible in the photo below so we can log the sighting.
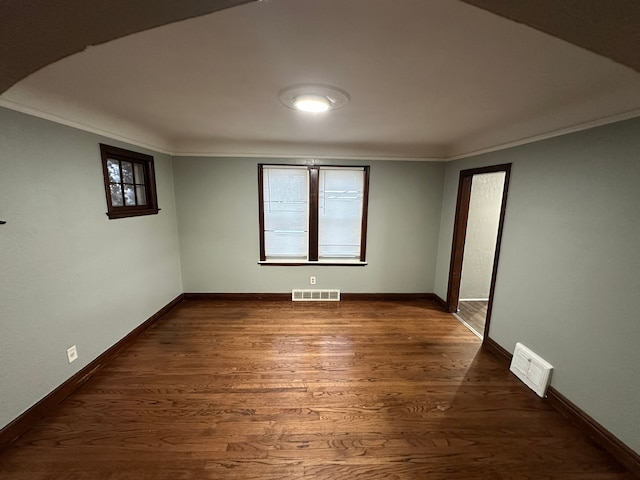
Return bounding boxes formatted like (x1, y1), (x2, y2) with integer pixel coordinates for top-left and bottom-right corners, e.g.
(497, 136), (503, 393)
(292, 289), (340, 301)
(510, 342), (553, 397)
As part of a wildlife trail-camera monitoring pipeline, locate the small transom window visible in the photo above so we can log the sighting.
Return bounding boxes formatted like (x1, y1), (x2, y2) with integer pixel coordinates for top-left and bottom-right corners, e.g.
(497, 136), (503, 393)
(100, 144), (159, 219)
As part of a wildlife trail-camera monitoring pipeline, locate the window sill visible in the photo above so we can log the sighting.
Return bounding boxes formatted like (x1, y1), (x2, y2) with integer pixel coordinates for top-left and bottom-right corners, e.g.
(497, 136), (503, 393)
(258, 260), (367, 266)
(106, 208), (160, 219)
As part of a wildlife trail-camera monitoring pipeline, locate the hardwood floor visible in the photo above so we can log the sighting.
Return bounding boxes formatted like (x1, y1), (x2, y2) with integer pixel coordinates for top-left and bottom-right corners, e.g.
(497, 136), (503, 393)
(0, 299), (633, 479)
(457, 300), (488, 336)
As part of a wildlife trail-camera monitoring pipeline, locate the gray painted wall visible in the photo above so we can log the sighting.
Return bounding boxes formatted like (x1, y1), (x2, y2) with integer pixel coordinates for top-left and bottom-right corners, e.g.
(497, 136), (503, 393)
(173, 157), (444, 293)
(0, 108), (183, 430)
(459, 172), (505, 299)
(434, 117), (640, 453)
(2, 104), (639, 456)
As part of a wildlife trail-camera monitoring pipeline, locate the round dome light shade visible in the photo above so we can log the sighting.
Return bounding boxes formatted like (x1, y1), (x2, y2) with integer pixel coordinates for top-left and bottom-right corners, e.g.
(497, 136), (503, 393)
(278, 85), (350, 112)
(293, 94), (331, 112)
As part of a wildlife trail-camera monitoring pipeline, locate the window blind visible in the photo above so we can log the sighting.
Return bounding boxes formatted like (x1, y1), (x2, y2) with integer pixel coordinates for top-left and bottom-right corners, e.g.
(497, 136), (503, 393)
(262, 166), (309, 259)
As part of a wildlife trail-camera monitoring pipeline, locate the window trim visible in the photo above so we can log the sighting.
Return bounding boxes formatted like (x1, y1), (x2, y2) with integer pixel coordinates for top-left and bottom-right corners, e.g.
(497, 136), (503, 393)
(100, 143), (160, 219)
(258, 163), (370, 264)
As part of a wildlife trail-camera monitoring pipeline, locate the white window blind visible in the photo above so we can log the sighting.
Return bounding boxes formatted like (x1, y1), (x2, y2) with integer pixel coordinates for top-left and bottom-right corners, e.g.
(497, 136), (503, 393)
(318, 167), (365, 259)
(259, 164), (369, 263)
(262, 166), (309, 259)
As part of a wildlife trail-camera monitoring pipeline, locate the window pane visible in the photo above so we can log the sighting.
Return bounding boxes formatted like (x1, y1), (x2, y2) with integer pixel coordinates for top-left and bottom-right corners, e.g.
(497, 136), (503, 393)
(100, 144), (159, 219)
(133, 163), (145, 185)
(122, 161), (134, 184)
(265, 231), (307, 258)
(107, 159), (121, 183)
(136, 185), (147, 206)
(318, 168), (364, 258)
(263, 167), (308, 258)
(110, 184), (124, 206)
(123, 184), (136, 206)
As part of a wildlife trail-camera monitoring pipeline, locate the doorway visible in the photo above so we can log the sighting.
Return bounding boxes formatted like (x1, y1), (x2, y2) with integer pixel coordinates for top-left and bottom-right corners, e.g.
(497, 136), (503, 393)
(446, 164), (511, 340)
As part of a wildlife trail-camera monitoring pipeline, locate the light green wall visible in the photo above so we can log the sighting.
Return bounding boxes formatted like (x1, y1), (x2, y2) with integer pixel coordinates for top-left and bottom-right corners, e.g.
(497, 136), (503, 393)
(0, 108), (183, 430)
(173, 157), (444, 293)
(434, 117), (640, 453)
(2, 103), (639, 456)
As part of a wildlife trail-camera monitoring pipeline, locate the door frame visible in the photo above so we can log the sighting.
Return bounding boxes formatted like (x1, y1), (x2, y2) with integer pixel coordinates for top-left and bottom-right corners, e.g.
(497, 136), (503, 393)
(445, 163), (511, 340)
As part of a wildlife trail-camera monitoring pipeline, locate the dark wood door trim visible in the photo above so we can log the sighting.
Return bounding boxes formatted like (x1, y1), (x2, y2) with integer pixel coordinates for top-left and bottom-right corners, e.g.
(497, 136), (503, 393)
(446, 164), (511, 340)
(482, 164), (511, 339)
(445, 174), (472, 313)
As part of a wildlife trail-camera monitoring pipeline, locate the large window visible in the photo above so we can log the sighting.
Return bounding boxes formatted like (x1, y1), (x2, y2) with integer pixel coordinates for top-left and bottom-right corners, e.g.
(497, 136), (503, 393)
(100, 144), (159, 219)
(258, 164), (369, 264)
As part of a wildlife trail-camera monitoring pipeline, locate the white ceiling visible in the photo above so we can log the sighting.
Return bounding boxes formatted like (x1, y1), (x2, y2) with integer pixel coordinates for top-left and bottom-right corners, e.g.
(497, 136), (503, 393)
(2, 0), (640, 160)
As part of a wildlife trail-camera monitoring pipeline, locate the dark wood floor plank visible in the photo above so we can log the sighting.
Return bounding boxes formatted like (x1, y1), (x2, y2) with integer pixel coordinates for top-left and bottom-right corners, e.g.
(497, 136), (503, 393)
(0, 299), (633, 479)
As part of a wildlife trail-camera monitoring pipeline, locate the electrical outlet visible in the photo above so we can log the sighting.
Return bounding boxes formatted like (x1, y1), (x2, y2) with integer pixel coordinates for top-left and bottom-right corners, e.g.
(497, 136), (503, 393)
(67, 345), (78, 363)
(310, 276), (316, 285)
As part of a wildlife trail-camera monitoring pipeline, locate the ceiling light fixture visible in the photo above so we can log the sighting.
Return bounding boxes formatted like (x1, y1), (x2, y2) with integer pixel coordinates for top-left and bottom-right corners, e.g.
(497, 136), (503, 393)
(278, 85), (350, 113)
(293, 94), (331, 113)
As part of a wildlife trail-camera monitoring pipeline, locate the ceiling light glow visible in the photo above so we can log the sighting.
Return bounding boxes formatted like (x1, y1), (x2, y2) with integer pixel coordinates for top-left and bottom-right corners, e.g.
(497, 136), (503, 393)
(278, 84), (350, 113)
(293, 94), (331, 112)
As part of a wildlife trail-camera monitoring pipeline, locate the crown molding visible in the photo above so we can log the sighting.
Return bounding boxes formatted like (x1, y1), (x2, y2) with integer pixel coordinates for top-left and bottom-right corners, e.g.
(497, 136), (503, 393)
(3, 97), (639, 162)
(171, 151), (443, 162)
(447, 108), (640, 161)
(0, 98), (172, 155)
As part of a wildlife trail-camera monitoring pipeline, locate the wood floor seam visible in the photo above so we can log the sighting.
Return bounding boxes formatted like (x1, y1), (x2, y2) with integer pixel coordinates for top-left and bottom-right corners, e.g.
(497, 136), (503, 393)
(0, 299), (634, 479)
